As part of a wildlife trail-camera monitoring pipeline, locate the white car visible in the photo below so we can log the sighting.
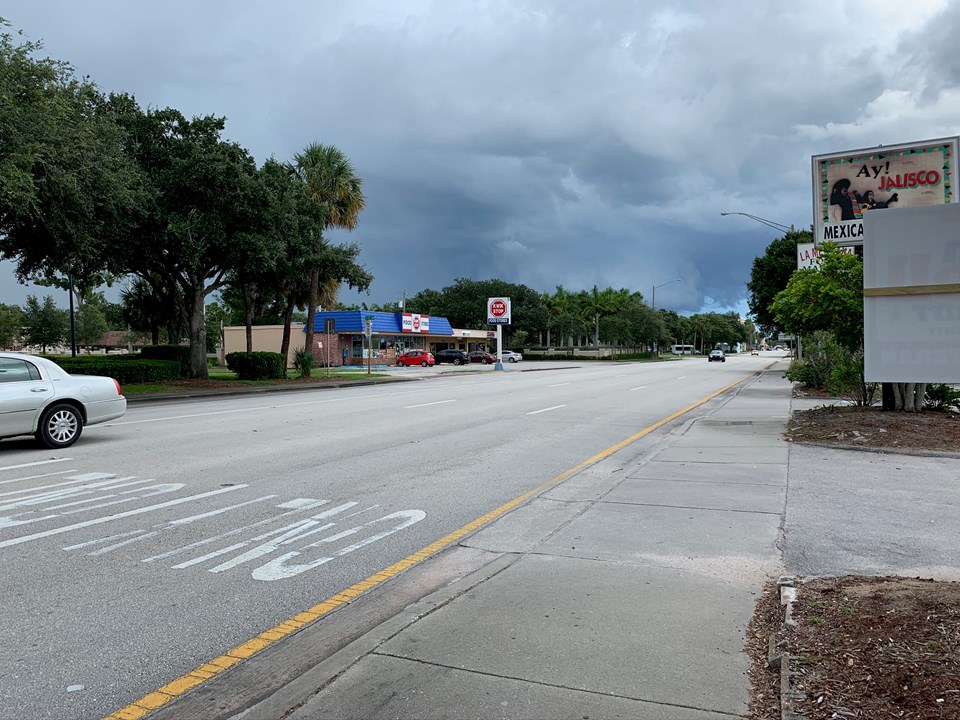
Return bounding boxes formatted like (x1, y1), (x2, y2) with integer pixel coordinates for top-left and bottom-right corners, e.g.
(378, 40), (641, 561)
(0, 352), (127, 448)
(500, 350), (523, 363)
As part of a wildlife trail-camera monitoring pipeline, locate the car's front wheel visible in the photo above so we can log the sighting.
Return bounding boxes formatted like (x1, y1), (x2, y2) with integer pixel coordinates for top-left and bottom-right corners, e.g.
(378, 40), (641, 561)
(453, 359), (461, 365)
(481, 358), (489, 364)
(421, 361), (428, 367)
(36, 403), (83, 448)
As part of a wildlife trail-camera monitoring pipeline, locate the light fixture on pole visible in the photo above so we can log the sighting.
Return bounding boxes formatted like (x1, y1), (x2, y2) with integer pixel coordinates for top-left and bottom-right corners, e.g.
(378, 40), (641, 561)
(720, 212), (794, 233)
(651, 278), (681, 357)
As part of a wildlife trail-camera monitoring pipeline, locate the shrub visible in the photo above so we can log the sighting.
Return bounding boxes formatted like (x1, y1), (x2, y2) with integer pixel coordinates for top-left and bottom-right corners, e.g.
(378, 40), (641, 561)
(139, 345), (191, 378)
(925, 384), (960, 411)
(292, 347), (313, 378)
(225, 351), (285, 380)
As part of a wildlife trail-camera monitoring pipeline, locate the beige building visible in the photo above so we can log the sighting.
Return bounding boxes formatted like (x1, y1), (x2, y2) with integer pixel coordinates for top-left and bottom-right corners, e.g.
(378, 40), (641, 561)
(221, 324), (305, 368)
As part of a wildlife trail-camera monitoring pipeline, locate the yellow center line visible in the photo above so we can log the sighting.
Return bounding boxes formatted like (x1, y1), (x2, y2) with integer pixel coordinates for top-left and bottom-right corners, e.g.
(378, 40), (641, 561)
(103, 372), (754, 720)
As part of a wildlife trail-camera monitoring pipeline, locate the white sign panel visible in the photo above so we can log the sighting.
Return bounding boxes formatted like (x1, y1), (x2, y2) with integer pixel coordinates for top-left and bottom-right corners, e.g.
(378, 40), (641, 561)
(812, 137), (959, 247)
(487, 297), (511, 325)
(863, 203), (960, 382)
(796, 242), (855, 270)
(401, 313), (430, 334)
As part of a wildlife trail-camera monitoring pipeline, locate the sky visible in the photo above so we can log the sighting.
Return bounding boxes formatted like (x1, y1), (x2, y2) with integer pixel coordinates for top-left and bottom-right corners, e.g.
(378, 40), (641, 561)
(3, 0), (959, 317)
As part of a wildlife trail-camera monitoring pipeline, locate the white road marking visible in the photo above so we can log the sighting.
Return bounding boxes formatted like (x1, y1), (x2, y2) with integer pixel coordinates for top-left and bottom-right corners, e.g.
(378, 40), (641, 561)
(0, 469), (76, 486)
(142, 499), (332, 563)
(0, 459), (72, 472)
(629, 385), (648, 391)
(527, 405), (566, 415)
(547, 383), (570, 387)
(404, 399), (456, 409)
(0, 485), (247, 549)
(675, 376), (686, 380)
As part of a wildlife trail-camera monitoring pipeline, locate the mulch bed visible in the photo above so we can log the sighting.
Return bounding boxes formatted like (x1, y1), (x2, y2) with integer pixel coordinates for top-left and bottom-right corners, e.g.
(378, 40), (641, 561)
(785, 405), (960, 453)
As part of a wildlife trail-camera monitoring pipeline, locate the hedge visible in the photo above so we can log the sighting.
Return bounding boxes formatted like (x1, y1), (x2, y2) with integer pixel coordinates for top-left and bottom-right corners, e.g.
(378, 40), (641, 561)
(43, 356), (181, 384)
(139, 345), (192, 378)
(225, 351), (286, 380)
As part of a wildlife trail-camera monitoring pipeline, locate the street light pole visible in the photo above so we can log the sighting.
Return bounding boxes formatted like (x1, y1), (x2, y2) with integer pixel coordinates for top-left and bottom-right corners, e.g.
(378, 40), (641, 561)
(651, 278), (681, 357)
(719, 212), (794, 233)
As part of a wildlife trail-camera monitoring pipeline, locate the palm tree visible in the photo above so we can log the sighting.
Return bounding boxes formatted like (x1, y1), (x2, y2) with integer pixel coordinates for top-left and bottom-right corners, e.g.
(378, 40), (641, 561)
(293, 144), (366, 376)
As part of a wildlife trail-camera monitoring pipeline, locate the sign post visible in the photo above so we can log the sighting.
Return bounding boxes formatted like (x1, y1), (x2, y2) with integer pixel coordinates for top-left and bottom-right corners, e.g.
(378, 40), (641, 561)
(324, 318), (335, 377)
(364, 316), (374, 376)
(487, 297), (511, 370)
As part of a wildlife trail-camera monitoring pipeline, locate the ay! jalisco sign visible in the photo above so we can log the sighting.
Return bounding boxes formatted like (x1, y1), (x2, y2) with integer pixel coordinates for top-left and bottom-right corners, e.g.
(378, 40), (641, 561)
(811, 137), (959, 246)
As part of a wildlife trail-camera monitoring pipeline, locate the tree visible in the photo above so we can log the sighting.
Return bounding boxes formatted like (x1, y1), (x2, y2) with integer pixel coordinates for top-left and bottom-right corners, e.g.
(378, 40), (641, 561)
(22, 295), (67, 352)
(0, 27), (146, 294)
(294, 143), (366, 377)
(110, 102), (269, 378)
(0, 304), (23, 348)
(747, 229), (813, 336)
(76, 302), (108, 349)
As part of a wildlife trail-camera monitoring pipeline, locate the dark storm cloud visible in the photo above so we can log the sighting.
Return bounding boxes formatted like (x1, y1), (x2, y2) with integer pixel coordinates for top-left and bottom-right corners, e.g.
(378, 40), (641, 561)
(3, 0), (958, 317)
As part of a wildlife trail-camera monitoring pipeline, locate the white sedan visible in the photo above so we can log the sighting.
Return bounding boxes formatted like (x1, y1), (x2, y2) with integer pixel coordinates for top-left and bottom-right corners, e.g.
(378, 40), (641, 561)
(500, 350), (523, 363)
(0, 352), (127, 448)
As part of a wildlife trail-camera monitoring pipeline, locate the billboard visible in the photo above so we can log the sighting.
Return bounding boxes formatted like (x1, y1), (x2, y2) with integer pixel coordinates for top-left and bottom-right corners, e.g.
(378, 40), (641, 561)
(863, 203), (960, 383)
(812, 137), (959, 246)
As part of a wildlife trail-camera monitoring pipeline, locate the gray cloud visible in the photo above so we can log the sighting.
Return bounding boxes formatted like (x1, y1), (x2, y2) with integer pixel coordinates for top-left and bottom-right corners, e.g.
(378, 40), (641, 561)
(3, 0), (959, 317)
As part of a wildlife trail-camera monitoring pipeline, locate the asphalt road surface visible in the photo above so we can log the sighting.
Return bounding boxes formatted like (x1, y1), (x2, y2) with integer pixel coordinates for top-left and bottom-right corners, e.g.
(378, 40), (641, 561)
(0, 355), (774, 720)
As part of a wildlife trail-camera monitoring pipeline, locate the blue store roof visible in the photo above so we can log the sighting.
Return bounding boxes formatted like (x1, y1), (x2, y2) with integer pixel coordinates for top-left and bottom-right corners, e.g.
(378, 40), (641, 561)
(308, 311), (454, 336)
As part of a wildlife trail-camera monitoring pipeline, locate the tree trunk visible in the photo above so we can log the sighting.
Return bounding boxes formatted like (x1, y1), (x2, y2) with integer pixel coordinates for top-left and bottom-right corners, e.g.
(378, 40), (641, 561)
(303, 266), (319, 378)
(186, 285), (209, 380)
(242, 285), (255, 353)
(893, 382), (927, 412)
(279, 298), (296, 362)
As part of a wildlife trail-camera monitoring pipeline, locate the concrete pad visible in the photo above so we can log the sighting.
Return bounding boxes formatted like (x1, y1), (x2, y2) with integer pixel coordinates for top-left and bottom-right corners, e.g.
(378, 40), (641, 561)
(785, 444), (960, 580)
(293, 653), (735, 720)
(378, 554), (751, 716)
(654, 444), (788, 464)
(537, 502), (780, 582)
(543, 466), (625, 502)
(606, 477), (785, 515)
(667, 427), (785, 448)
(628, 460), (786, 486)
(464, 497), (590, 553)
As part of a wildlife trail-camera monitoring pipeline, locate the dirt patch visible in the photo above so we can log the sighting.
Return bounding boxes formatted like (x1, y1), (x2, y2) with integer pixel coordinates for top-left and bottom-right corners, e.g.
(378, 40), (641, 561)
(748, 576), (960, 719)
(784, 405), (960, 454)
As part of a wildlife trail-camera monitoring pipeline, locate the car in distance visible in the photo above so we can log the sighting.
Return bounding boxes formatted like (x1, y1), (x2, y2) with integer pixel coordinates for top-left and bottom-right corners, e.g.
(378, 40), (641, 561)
(708, 349), (726, 362)
(468, 351), (497, 365)
(500, 350), (523, 363)
(750, 349), (759, 356)
(434, 349), (469, 365)
(0, 352), (126, 448)
(396, 349), (435, 367)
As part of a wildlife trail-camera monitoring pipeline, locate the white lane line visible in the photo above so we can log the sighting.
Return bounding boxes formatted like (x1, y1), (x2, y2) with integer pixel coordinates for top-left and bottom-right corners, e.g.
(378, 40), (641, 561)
(527, 405), (566, 415)
(404, 399), (456, 409)
(675, 376), (686, 380)
(0, 459), (72, 472)
(629, 385), (648, 391)
(547, 383), (570, 387)
(0, 485), (247, 549)
(0, 469), (76, 486)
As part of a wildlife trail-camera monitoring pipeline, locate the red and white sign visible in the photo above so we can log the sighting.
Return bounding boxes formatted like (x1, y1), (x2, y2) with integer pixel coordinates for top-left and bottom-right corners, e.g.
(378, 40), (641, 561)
(487, 297), (511, 325)
(401, 313), (430, 334)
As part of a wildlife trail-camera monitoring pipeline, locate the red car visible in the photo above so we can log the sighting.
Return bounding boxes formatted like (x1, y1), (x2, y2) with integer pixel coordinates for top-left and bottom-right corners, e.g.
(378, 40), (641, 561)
(397, 349), (435, 367)
(468, 351), (496, 364)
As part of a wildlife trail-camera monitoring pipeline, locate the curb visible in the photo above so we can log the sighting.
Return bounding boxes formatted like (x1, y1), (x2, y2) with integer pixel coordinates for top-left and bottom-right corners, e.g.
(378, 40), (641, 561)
(769, 576), (805, 720)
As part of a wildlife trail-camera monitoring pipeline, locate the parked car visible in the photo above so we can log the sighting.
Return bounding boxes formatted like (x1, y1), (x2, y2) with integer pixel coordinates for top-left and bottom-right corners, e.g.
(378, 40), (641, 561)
(0, 352), (127, 448)
(708, 349), (726, 362)
(434, 349), (469, 365)
(396, 349), (435, 367)
(500, 350), (523, 363)
(468, 351), (497, 364)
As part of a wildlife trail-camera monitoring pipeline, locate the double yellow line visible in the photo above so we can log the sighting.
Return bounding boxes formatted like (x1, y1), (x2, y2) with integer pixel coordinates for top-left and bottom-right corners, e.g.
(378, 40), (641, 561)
(105, 372), (753, 720)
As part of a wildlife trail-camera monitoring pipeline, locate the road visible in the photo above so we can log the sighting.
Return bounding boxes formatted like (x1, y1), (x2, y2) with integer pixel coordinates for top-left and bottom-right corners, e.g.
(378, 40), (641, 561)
(0, 355), (773, 720)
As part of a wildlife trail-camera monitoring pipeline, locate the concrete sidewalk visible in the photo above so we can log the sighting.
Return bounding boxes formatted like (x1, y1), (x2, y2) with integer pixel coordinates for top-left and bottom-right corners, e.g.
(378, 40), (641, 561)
(220, 367), (794, 720)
